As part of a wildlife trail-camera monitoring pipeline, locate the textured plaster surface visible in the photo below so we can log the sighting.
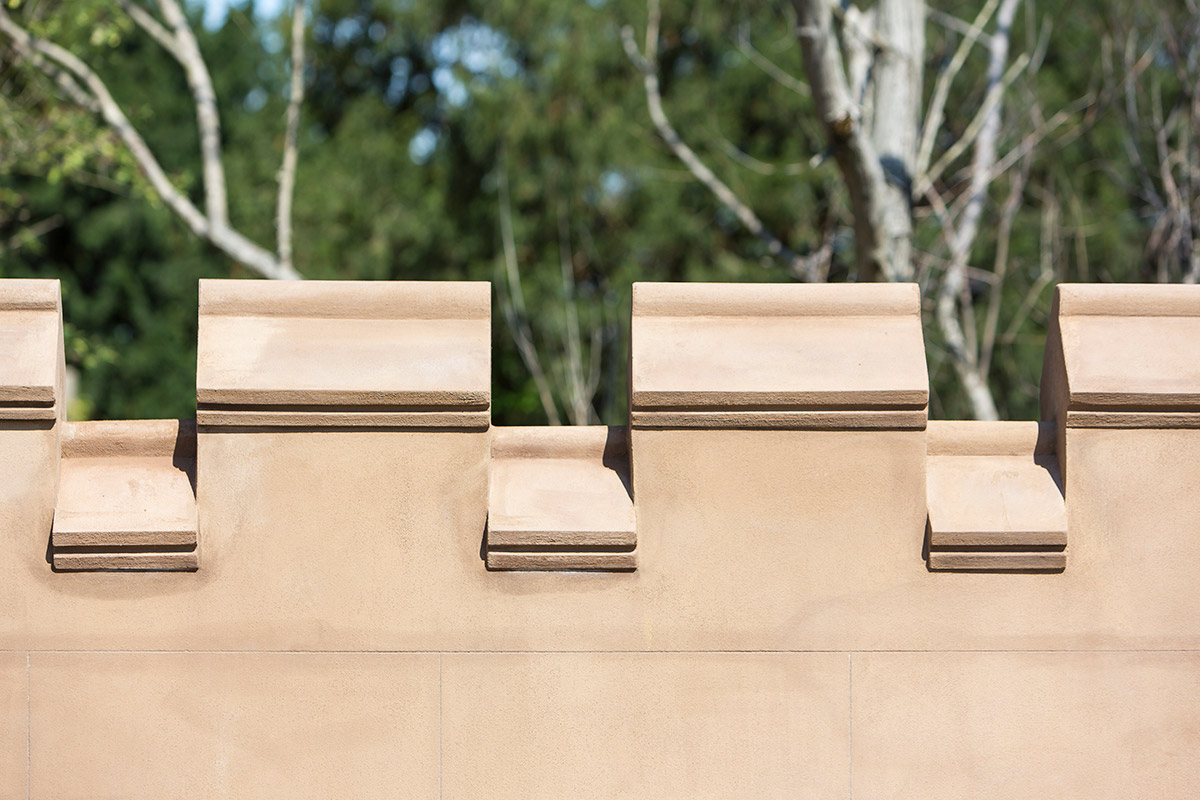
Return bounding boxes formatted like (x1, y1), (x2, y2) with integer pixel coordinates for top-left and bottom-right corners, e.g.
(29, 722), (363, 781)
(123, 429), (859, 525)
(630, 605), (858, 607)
(0, 653), (25, 795)
(2, 428), (1200, 651)
(29, 652), (440, 799)
(851, 651), (1200, 799)
(441, 652), (849, 800)
(3, 279), (1200, 796)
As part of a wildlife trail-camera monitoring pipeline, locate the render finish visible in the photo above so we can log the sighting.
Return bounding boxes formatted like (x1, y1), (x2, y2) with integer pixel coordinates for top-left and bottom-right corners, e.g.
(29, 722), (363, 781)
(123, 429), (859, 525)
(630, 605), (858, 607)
(1, 278), (1198, 797)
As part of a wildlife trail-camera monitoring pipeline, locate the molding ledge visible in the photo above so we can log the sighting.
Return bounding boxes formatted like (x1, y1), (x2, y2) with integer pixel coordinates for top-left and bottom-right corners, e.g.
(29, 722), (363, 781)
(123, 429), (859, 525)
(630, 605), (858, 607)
(486, 426), (636, 571)
(629, 282), (928, 430)
(925, 421), (1066, 572)
(196, 280), (491, 429)
(51, 419), (198, 571)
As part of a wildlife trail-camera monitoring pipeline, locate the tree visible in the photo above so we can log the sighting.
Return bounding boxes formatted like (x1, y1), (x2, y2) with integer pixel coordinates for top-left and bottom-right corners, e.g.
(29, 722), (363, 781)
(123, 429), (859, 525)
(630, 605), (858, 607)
(0, 0), (307, 280)
(1, 0), (1193, 426)
(621, 0), (1071, 420)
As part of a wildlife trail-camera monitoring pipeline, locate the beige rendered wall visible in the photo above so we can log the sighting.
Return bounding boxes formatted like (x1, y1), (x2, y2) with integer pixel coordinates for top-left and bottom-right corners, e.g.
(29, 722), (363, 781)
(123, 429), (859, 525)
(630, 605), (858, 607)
(0, 279), (1197, 798)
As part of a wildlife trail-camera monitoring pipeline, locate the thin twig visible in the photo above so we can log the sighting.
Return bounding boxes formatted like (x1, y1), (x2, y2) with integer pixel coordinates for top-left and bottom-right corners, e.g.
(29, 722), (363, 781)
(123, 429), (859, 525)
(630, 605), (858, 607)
(918, 50), (1029, 196)
(557, 199), (591, 425)
(154, 0), (228, 228)
(735, 23), (809, 97)
(277, 0), (306, 273)
(712, 126), (809, 176)
(927, 8), (995, 45)
(916, 0), (1001, 178)
(496, 155), (561, 425)
(623, 0), (817, 280)
(980, 147), (1032, 376)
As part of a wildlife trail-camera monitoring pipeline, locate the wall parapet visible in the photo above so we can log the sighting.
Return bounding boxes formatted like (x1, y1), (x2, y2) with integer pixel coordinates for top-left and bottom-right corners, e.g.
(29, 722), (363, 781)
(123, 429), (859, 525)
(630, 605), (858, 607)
(3, 277), (1199, 797)
(196, 278), (492, 429)
(0, 278), (63, 422)
(629, 282), (928, 430)
(1, 277), (1198, 579)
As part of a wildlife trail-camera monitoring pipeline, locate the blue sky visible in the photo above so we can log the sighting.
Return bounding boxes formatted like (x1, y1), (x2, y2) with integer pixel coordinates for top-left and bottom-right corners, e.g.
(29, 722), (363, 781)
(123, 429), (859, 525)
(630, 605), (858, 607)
(198, 0), (287, 29)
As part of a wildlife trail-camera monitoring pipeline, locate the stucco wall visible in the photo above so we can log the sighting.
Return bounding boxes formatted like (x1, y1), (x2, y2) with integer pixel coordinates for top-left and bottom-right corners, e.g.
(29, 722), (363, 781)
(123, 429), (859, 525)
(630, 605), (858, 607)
(1, 278), (1197, 798)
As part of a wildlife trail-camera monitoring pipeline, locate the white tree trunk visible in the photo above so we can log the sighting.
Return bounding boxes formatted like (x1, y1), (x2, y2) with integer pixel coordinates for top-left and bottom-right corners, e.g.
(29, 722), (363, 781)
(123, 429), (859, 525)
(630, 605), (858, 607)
(869, 0), (924, 281)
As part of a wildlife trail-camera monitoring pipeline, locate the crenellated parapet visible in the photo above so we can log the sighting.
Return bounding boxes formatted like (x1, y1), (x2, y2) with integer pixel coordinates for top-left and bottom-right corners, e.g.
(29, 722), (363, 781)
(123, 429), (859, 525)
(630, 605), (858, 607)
(3, 278), (1199, 577)
(51, 419), (197, 571)
(3, 277), (1200, 796)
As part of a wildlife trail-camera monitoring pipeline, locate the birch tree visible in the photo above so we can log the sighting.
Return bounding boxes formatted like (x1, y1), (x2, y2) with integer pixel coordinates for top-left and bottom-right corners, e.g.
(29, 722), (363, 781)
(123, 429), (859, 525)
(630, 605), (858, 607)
(0, 0), (309, 280)
(623, 0), (1064, 420)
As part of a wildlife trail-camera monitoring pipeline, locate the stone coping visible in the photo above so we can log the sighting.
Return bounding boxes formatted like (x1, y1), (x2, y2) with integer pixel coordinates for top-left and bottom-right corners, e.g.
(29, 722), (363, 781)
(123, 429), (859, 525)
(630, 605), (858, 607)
(926, 419), (1056, 456)
(630, 282), (928, 430)
(196, 279), (491, 428)
(1045, 284), (1200, 424)
(487, 426), (636, 571)
(0, 278), (61, 417)
(926, 420), (1066, 573)
(52, 419), (198, 571)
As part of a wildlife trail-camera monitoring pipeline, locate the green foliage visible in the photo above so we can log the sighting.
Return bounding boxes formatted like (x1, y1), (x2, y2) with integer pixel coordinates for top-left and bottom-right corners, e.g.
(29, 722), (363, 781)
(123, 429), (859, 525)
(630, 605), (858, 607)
(0, 0), (1189, 422)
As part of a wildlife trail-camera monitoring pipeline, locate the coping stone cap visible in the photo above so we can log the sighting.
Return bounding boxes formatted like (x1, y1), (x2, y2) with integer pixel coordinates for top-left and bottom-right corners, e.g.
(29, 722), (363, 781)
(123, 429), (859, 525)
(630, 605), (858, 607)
(196, 280), (491, 428)
(487, 426), (635, 571)
(629, 282), (928, 430)
(0, 279), (63, 421)
(1042, 283), (1200, 429)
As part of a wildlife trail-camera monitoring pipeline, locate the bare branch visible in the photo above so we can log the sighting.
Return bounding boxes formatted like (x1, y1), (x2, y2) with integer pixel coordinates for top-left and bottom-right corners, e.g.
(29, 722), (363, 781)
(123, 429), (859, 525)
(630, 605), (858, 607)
(557, 201), (592, 425)
(154, 0), (228, 228)
(277, 0), (306, 273)
(927, 8), (995, 46)
(926, 186), (999, 420)
(116, 1), (176, 54)
(712, 125), (809, 176)
(916, 0), (1001, 178)
(495, 157), (561, 425)
(8, 39), (99, 112)
(2, 213), (63, 255)
(623, 1), (817, 280)
(0, 9), (207, 233)
(980, 143), (1033, 376)
(987, 103), (1077, 185)
(839, 5), (875, 115)
(735, 24), (809, 97)
(792, 0), (910, 281)
(1000, 187), (1057, 344)
(918, 50), (1029, 196)
(954, 0), (1021, 259)
(931, 0), (1020, 422)
(0, 7), (300, 280)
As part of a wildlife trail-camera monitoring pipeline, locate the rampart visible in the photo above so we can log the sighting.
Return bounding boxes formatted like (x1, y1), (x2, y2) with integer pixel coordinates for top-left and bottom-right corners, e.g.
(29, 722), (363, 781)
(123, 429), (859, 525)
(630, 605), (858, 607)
(1, 277), (1197, 797)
